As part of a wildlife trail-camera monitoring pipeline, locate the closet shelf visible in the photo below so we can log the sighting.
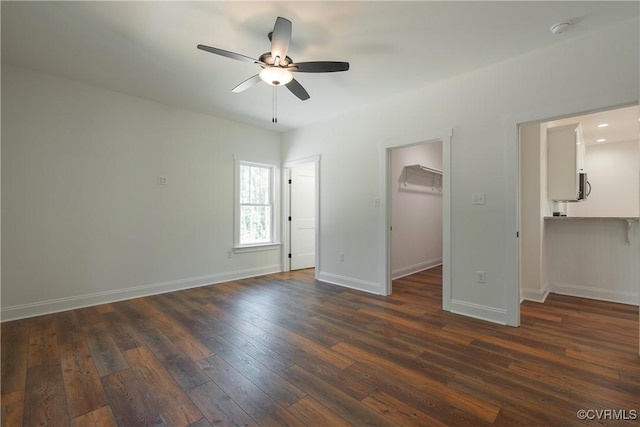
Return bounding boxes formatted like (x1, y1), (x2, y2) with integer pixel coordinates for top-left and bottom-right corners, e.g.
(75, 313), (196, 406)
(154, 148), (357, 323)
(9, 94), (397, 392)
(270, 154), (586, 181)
(403, 164), (443, 189)
(405, 164), (443, 175)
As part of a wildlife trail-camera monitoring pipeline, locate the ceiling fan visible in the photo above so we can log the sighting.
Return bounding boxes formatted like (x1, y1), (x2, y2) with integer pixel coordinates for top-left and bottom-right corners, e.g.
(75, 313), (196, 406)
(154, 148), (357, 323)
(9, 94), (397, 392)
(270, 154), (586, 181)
(197, 16), (349, 122)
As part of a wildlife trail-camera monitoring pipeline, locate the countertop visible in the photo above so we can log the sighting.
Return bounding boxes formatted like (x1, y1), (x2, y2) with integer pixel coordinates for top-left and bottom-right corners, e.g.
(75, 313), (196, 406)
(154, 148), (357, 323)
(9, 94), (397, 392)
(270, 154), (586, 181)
(544, 216), (639, 221)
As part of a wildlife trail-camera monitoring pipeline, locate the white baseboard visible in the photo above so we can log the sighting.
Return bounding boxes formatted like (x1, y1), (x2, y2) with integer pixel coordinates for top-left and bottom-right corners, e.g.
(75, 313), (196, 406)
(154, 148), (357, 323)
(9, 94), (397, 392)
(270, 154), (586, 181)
(1, 264), (282, 322)
(316, 271), (382, 295)
(551, 282), (639, 306)
(449, 299), (507, 325)
(391, 258), (442, 280)
(520, 287), (550, 303)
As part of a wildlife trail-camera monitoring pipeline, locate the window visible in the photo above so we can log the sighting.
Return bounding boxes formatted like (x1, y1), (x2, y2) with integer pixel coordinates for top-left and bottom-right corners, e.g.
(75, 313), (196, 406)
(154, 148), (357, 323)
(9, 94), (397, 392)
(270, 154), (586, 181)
(235, 160), (278, 248)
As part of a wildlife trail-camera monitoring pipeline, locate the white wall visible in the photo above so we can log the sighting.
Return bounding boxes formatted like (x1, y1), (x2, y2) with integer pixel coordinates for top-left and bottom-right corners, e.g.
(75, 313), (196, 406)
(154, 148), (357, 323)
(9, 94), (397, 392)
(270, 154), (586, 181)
(1, 65), (282, 321)
(282, 18), (639, 324)
(390, 143), (443, 278)
(545, 219), (639, 305)
(567, 140), (640, 217)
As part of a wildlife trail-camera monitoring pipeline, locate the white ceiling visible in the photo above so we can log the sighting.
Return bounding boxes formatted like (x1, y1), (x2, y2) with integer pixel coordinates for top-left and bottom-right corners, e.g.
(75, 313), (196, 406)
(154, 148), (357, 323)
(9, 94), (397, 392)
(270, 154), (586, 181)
(2, 1), (638, 132)
(548, 105), (639, 146)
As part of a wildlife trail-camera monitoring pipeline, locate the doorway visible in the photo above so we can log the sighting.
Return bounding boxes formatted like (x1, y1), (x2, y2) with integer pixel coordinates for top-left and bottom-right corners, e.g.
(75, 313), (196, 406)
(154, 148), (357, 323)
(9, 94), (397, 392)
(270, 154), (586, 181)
(390, 142), (443, 280)
(380, 129), (452, 311)
(283, 156), (320, 274)
(519, 105), (639, 306)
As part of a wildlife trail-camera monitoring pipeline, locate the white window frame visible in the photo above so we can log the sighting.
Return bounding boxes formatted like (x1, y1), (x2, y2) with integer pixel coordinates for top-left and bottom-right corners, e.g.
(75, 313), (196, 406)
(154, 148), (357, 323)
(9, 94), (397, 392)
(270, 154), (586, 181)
(234, 158), (281, 252)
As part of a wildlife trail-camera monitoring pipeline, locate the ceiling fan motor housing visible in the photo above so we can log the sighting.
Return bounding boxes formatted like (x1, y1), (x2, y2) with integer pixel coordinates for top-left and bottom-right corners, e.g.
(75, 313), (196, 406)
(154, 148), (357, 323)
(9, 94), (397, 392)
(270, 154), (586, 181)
(259, 53), (293, 67)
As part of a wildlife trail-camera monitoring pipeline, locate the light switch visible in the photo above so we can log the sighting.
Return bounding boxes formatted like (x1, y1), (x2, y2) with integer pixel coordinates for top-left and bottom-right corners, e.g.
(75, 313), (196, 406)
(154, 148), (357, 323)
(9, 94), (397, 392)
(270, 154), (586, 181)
(472, 192), (486, 205)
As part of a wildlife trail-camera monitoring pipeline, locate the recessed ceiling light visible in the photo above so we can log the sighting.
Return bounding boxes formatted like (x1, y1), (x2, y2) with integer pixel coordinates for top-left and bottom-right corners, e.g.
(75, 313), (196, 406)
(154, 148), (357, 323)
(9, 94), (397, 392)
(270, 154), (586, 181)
(597, 138), (607, 143)
(597, 123), (609, 128)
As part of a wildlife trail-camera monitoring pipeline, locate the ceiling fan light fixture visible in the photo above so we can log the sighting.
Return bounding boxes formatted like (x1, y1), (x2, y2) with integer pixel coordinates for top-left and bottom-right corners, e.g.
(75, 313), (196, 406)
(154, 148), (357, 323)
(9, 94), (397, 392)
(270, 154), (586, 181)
(259, 67), (293, 86)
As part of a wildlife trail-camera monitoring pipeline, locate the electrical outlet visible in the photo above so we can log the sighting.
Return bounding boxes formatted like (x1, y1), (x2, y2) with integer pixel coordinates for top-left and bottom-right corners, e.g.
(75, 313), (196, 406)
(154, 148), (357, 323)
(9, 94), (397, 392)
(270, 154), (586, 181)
(339, 253), (345, 262)
(477, 271), (486, 283)
(157, 176), (169, 185)
(227, 250), (233, 259)
(472, 192), (485, 205)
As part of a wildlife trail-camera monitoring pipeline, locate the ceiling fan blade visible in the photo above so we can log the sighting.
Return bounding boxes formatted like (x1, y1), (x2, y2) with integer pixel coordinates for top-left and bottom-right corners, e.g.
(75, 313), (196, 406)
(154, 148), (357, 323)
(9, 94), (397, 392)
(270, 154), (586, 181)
(291, 61), (350, 73)
(232, 74), (262, 93)
(270, 17), (292, 64)
(285, 78), (310, 101)
(197, 44), (259, 64)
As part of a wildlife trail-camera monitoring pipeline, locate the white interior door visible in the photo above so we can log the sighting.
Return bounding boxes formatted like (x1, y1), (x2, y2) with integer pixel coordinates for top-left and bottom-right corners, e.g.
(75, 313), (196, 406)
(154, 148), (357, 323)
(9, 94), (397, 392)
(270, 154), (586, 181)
(290, 164), (316, 270)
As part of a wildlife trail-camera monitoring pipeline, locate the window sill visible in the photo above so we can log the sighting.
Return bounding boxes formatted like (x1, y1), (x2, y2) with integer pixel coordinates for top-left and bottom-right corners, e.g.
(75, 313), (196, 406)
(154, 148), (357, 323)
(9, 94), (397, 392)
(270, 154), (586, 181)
(233, 243), (282, 254)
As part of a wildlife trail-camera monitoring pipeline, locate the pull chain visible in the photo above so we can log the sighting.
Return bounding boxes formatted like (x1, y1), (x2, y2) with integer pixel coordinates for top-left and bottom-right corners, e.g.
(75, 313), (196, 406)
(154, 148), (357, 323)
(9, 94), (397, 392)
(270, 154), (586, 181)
(272, 85), (278, 124)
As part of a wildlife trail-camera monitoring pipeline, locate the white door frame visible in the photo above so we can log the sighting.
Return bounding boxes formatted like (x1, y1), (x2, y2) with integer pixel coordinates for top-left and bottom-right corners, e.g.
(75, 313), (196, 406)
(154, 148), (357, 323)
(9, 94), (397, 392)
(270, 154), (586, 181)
(283, 155), (321, 277)
(504, 96), (638, 327)
(379, 129), (452, 311)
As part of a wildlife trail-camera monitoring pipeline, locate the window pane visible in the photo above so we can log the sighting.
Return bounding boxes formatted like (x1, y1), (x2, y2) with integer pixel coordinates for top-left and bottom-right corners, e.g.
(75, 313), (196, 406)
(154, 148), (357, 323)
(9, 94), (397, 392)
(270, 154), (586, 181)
(240, 205), (271, 244)
(240, 165), (271, 204)
(240, 165), (251, 203)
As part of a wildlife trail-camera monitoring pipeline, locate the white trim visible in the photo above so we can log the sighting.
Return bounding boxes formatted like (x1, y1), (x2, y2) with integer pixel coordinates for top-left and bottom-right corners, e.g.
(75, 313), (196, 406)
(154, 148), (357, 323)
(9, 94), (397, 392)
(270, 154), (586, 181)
(379, 129), (452, 308)
(233, 243), (282, 253)
(391, 259), (442, 280)
(283, 155), (321, 168)
(551, 283), (639, 306)
(520, 288), (550, 303)
(0, 264), (282, 322)
(316, 271), (381, 295)
(450, 299), (507, 325)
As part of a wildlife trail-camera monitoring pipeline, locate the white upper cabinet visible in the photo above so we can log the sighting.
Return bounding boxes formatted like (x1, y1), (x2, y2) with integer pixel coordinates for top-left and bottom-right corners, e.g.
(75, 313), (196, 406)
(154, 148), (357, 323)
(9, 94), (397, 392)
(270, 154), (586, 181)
(547, 123), (585, 201)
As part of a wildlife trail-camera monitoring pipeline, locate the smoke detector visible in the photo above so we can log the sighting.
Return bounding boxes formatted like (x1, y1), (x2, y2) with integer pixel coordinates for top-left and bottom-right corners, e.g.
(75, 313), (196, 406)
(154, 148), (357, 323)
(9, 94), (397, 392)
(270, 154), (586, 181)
(549, 22), (572, 35)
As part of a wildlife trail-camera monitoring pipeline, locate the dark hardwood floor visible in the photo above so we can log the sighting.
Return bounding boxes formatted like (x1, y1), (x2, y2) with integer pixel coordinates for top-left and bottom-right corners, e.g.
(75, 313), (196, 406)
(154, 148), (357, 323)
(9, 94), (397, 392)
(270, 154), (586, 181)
(2, 266), (639, 426)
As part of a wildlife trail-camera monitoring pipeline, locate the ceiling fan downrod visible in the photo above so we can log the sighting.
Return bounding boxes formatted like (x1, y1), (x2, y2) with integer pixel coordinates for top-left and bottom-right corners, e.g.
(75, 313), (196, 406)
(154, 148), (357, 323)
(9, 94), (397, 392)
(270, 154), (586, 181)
(272, 85), (278, 124)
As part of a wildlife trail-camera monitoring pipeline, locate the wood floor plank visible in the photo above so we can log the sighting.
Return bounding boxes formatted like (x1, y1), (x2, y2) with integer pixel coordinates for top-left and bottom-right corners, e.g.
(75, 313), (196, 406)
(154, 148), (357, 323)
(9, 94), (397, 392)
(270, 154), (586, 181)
(240, 318), (355, 370)
(1, 320), (29, 393)
(219, 328), (294, 373)
(73, 306), (104, 329)
(280, 364), (398, 427)
(332, 341), (500, 423)
(132, 296), (214, 362)
(125, 346), (203, 426)
(446, 374), (580, 426)
(345, 360), (494, 426)
(23, 362), (69, 427)
(202, 334), (306, 407)
(83, 322), (129, 377)
(362, 390), (449, 427)
(444, 322), (623, 381)
(287, 396), (352, 427)
(56, 312), (108, 419)
(188, 380), (258, 427)
(27, 317), (59, 367)
(282, 346), (376, 401)
(188, 418), (214, 427)
(1, 390), (24, 427)
(196, 354), (304, 426)
(70, 405), (118, 427)
(118, 301), (210, 391)
(101, 310), (143, 353)
(101, 369), (166, 427)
